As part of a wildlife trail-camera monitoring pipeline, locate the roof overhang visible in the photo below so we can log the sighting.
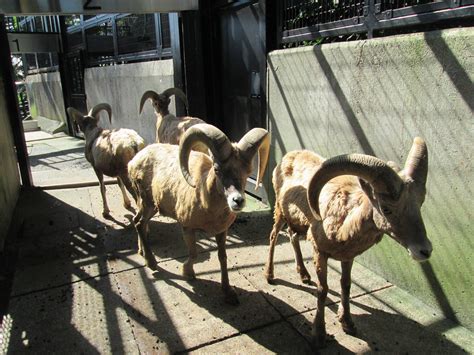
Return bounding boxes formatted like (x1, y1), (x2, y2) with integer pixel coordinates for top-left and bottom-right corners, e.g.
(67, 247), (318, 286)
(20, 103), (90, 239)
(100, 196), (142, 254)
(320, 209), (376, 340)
(0, 0), (199, 15)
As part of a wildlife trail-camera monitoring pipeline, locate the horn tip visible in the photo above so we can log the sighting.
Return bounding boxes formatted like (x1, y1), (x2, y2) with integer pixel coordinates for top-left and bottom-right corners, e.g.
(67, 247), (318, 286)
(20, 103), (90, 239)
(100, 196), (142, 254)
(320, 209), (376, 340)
(414, 137), (425, 145)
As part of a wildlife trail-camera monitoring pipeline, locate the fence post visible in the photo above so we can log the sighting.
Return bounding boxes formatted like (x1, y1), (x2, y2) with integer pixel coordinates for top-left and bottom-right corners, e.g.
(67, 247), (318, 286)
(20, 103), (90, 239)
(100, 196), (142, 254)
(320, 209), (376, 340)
(364, 0), (377, 39)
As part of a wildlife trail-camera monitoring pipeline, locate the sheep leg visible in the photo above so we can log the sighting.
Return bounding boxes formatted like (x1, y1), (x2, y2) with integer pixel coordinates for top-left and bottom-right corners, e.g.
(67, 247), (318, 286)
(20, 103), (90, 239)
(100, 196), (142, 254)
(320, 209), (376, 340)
(134, 205), (157, 270)
(216, 231), (239, 305)
(264, 205), (285, 283)
(94, 168), (110, 217)
(312, 251), (329, 348)
(338, 260), (356, 335)
(120, 173), (138, 202)
(289, 231), (311, 284)
(182, 228), (197, 280)
(117, 177), (132, 210)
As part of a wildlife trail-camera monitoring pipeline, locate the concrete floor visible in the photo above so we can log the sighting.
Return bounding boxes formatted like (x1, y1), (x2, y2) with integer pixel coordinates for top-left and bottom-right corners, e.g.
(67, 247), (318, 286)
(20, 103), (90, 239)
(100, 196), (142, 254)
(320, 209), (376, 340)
(1, 133), (473, 354)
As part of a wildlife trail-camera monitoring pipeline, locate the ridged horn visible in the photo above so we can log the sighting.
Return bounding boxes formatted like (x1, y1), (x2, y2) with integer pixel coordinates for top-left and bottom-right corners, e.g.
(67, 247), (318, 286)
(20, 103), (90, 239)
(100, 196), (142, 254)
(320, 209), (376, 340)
(307, 154), (404, 218)
(66, 107), (84, 122)
(404, 137), (428, 186)
(161, 87), (189, 111)
(237, 128), (270, 190)
(88, 103), (112, 123)
(139, 90), (160, 114)
(179, 123), (233, 188)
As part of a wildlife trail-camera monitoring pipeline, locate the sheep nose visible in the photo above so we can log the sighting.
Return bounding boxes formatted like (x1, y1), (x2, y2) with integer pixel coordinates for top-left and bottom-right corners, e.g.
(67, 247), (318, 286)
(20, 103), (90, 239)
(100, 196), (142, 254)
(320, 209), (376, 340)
(419, 249), (432, 258)
(233, 195), (245, 206)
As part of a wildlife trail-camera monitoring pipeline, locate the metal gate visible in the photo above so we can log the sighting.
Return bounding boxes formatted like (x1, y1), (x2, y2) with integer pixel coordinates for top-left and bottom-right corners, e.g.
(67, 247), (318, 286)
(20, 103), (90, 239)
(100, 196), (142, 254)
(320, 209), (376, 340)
(217, 1), (267, 142)
(64, 50), (87, 137)
(215, 1), (268, 199)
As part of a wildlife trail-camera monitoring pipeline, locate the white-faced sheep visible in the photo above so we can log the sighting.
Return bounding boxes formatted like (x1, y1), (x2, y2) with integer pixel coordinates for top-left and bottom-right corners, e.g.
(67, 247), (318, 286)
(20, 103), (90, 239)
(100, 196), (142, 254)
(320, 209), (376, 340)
(128, 123), (270, 304)
(67, 104), (145, 217)
(264, 138), (432, 348)
(139, 87), (207, 152)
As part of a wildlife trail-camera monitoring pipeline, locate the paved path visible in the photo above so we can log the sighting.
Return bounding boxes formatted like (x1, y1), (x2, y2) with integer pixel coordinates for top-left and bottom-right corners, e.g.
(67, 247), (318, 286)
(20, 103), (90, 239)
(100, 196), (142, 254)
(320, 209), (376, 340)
(1, 184), (472, 354)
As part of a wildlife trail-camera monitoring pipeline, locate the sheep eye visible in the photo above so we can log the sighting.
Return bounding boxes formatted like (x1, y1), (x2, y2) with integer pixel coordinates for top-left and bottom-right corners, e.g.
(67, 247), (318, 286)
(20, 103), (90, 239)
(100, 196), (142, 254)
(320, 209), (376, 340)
(382, 207), (392, 215)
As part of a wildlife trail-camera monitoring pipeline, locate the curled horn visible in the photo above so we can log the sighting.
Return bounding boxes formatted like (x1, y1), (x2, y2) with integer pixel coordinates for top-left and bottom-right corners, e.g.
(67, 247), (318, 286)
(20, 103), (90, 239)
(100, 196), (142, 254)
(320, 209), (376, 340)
(237, 129), (270, 190)
(179, 124), (233, 188)
(404, 137), (428, 186)
(89, 103), (112, 123)
(66, 107), (84, 122)
(307, 154), (404, 218)
(161, 87), (189, 111)
(139, 90), (160, 114)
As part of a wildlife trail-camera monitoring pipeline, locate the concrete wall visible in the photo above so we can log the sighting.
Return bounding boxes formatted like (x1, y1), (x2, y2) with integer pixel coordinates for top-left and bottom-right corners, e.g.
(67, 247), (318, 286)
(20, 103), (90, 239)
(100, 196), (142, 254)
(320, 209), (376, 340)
(84, 59), (175, 145)
(0, 69), (21, 251)
(25, 71), (67, 132)
(267, 28), (473, 330)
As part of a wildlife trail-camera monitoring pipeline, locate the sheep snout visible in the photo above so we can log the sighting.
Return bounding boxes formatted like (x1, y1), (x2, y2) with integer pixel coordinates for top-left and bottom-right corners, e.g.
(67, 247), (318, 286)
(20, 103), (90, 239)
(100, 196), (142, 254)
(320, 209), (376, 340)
(226, 186), (246, 212)
(407, 241), (433, 261)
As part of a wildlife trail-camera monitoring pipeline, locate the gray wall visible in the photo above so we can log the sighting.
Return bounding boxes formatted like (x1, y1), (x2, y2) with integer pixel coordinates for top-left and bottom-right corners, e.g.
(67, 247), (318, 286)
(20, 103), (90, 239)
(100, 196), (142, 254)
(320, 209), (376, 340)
(25, 71), (67, 131)
(84, 59), (175, 145)
(0, 68), (21, 251)
(267, 28), (473, 330)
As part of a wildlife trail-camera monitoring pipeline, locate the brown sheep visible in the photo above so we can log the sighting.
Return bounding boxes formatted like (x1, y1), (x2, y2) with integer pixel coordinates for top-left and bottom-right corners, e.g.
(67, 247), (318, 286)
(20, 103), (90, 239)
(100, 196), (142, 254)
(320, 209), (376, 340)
(264, 138), (432, 348)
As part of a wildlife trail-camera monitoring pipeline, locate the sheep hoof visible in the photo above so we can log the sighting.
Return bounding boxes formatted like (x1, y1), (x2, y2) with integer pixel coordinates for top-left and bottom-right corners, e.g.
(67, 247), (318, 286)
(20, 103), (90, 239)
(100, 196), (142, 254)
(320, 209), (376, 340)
(340, 320), (357, 335)
(264, 272), (275, 284)
(300, 274), (312, 284)
(145, 259), (158, 271)
(102, 210), (111, 218)
(182, 265), (196, 280)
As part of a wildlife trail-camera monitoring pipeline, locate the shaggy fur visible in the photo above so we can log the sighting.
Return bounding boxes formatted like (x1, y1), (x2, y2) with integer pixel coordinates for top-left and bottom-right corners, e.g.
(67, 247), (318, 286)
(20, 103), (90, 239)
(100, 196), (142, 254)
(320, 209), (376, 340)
(265, 144), (432, 348)
(128, 124), (269, 305)
(68, 106), (145, 217)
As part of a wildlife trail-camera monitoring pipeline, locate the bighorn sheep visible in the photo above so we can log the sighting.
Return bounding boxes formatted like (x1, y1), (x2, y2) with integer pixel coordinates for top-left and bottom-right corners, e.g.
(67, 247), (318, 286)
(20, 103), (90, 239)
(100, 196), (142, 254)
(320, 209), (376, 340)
(264, 138), (432, 348)
(128, 123), (270, 304)
(67, 104), (145, 217)
(139, 87), (207, 152)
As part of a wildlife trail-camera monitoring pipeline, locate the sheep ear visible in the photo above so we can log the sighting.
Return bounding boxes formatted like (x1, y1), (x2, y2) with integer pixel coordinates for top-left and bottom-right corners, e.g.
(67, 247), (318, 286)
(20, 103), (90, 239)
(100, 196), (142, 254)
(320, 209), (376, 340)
(359, 178), (374, 199)
(237, 128), (270, 190)
(67, 107), (84, 124)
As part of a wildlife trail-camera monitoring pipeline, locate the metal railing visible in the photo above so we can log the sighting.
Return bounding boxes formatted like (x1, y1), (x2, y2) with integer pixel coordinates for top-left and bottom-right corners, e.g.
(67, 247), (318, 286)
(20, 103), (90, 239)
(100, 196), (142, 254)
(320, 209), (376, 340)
(280, 0), (474, 45)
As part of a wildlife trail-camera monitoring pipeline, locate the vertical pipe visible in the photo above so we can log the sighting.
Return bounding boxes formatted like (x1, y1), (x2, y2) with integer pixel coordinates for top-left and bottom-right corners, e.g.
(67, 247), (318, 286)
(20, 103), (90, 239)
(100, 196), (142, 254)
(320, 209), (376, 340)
(169, 12), (186, 116)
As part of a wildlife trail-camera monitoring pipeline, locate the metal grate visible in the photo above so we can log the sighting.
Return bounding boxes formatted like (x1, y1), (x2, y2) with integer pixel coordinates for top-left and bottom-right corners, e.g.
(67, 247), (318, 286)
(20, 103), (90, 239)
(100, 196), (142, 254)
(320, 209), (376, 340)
(282, 0), (365, 31)
(67, 55), (85, 94)
(280, 0), (474, 45)
(379, 0), (443, 12)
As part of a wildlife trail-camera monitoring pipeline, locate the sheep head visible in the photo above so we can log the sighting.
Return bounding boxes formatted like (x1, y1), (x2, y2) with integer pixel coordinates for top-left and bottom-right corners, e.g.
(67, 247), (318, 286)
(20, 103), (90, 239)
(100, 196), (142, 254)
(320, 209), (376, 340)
(307, 137), (432, 262)
(139, 87), (188, 116)
(67, 103), (112, 132)
(179, 123), (270, 212)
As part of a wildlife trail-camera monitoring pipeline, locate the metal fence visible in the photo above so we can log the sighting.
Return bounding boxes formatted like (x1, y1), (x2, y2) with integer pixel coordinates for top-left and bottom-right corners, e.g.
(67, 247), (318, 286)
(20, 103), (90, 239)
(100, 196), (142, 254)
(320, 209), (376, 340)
(280, 0), (474, 45)
(66, 13), (173, 67)
(5, 15), (60, 33)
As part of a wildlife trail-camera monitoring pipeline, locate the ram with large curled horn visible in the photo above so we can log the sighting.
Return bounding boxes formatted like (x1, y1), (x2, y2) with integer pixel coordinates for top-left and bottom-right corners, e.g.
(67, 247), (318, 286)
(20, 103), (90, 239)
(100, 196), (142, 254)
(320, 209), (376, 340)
(67, 103), (145, 218)
(128, 123), (270, 304)
(139, 87), (207, 152)
(264, 137), (432, 348)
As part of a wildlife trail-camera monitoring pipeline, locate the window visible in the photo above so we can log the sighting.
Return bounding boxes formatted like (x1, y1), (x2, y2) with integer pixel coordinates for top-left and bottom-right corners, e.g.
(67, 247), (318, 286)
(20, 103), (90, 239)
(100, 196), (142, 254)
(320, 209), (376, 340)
(86, 19), (114, 63)
(117, 14), (157, 54)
